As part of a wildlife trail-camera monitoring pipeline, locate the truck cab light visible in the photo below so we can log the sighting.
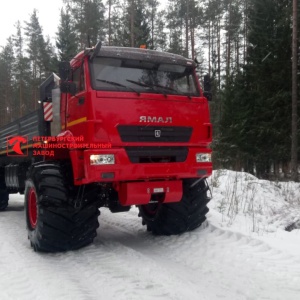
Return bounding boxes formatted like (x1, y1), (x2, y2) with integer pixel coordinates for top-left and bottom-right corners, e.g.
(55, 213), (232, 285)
(90, 154), (115, 165)
(196, 153), (212, 163)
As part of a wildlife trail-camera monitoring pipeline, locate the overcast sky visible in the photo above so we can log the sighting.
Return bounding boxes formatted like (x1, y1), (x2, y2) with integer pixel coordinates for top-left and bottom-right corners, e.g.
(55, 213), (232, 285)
(0, 0), (63, 47)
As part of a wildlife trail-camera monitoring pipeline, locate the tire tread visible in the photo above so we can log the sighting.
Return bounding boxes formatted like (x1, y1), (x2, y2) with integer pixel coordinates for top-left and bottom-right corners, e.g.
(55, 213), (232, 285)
(25, 162), (100, 252)
(139, 179), (210, 235)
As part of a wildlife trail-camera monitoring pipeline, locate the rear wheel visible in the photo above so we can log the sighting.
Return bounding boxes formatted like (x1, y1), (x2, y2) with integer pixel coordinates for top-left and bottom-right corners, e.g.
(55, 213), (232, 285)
(139, 178), (210, 235)
(25, 162), (100, 252)
(27, 187), (37, 228)
(0, 181), (9, 211)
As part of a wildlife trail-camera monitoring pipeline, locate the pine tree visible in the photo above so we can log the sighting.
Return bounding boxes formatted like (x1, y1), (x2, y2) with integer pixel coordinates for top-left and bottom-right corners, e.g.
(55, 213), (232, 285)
(152, 10), (167, 51)
(63, 0), (105, 48)
(106, 0), (116, 46)
(109, 0), (127, 46)
(0, 38), (15, 125)
(145, 0), (160, 49)
(219, 0), (293, 177)
(291, 0), (298, 180)
(24, 9), (52, 110)
(121, 0), (151, 47)
(56, 7), (78, 61)
(189, 0), (203, 59)
(166, 0), (184, 55)
(12, 21), (31, 117)
(223, 0), (243, 78)
(43, 36), (58, 73)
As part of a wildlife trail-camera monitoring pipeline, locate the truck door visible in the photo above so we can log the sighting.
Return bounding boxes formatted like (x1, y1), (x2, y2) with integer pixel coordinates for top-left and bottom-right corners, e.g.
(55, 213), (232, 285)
(66, 63), (87, 135)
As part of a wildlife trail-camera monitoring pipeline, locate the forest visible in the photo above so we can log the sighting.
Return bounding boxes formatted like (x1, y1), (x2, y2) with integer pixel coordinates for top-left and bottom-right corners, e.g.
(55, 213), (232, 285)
(0, 0), (298, 179)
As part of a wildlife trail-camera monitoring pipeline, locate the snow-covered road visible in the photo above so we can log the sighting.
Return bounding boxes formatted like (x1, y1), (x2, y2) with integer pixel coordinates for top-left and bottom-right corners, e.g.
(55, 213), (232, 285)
(1, 176), (300, 300)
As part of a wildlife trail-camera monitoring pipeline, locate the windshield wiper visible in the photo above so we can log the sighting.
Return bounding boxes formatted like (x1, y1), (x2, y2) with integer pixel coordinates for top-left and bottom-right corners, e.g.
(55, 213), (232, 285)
(126, 79), (152, 88)
(127, 79), (169, 96)
(151, 84), (178, 94)
(128, 79), (178, 94)
(96, 79), (140, 95)
(152, 83), (191, 98)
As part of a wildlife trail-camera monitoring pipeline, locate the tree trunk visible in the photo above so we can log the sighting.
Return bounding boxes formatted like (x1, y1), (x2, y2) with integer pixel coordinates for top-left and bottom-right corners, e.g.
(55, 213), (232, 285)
(151, 0), (154, 49)
(217, 18), (221, 90)
(243, 0), (248, 65)
(208, 21), (211, 76)
(108, 0), (112, 46)
(130, 0), (135, 47)
(185, 0), (189, 57)
(291, 0), (298, 181)
(226, 3), (232, 80)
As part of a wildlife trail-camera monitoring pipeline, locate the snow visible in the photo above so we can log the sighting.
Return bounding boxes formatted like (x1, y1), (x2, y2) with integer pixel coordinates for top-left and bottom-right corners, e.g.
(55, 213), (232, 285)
(0, 170), (300, 300)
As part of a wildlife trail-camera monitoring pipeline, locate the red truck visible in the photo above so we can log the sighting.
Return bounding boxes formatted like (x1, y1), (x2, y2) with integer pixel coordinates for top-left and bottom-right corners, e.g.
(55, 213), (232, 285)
(0, 43), (212, 252)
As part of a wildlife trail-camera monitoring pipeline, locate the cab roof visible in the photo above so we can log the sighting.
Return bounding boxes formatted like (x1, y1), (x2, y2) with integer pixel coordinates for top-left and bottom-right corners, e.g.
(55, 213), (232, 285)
(72, 46), (196, 68)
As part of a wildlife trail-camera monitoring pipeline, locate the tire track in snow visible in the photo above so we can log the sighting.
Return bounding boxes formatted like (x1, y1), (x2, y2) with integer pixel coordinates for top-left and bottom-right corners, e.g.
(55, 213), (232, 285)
(1, 197), (300, 300)
(0, 199), (201, 300)
(0, 206), (101, 300)
(0, 198), (109, 300)
(84, 240), (204, 300)
(99, 208), (300, 300)
(0, 242), (40, 300)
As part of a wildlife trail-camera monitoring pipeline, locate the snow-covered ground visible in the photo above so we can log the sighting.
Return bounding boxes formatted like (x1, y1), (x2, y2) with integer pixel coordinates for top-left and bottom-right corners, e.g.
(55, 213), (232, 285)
(0, 170), (300, 300)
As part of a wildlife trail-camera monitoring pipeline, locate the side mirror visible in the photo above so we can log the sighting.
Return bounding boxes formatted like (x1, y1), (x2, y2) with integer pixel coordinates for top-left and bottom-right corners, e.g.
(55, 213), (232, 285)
(203, 74), (212, 101)
(60, 81), (77, 96)
(203, 91), (212, 101)
(59, 61), (71, 81)
(89, 41), (102, 62)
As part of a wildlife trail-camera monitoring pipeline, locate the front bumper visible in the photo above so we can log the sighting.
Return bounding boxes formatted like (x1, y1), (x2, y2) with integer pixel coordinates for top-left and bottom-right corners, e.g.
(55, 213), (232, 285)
(70, 147), (212, 185)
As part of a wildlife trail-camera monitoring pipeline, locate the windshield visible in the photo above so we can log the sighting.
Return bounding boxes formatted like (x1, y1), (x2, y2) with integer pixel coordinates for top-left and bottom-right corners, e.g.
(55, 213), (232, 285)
(90, 57), (199, 96)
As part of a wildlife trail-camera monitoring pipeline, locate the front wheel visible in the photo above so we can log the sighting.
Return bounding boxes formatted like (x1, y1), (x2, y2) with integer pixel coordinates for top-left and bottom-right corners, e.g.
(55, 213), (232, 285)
(25, 163), (100, 252)
(138, 178), (210, 235)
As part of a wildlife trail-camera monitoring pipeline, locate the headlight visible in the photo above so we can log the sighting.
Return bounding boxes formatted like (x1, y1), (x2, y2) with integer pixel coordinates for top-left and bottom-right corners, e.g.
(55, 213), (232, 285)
(90, 154), (115, 165)
(196, 153), (211, 163)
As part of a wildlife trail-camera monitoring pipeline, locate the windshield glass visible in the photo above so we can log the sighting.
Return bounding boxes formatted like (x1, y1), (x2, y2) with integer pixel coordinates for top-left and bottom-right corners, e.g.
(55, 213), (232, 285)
(90, 57), (199, 96)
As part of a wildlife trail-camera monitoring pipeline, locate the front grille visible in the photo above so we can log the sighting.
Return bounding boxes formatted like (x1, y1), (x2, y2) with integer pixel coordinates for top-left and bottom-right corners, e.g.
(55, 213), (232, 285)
(125, 146), (188, 163)
(118, 126), (192, 143)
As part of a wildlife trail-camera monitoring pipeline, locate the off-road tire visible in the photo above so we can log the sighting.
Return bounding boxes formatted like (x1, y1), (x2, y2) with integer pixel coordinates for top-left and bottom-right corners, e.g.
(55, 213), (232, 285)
(0, 182), (9, 211)
(138, 178), (210, 235)
(25, 162), (100, 252)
